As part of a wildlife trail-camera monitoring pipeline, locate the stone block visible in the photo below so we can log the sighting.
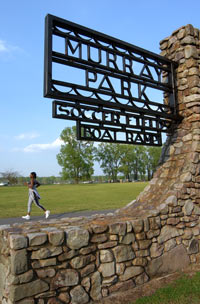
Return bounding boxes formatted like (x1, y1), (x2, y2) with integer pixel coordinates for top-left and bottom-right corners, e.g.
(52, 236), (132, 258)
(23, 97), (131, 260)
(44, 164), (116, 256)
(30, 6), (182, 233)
(70, 254), (95, 269)
(0, 263), (6, 298)
(149, 216), (162, 230)
(9, 279), (49, 302)
(9, 234), (28, 250)
(58, 292), (70, 303)
(11, 249), (28, 275)
(9, 269), (34, 285)
(32, 258), (57, 268)
(165, 195), (177, 206)
(79, 245), (96, 255)
(135, 272), (149, 285)
(185, 45), (198, 58)
(116, 263), (125, 275)
(164, 239), (176, 252)
(98, 241), (117, 249)
(81, 277), (91, 292)
(70, 285), (89, 304)
(51, 269), (79, 289)
(58, 250), (78, 262)
(180, 172), (192, 183)
(66, 228), (89, 250)
(150, 243), (164, 258)
(48, 230), (64, 246)
(109, 279), (135, 293)
(31, 246), (63, 259)
(119, 266), (143, 281)
(135, 249), (149, 257)
(99, 262), (115, 277)
(27, 233), (47, 246)
(80, 263), (95, 277)
(112, 245), (135, 262)
(100, 250), (114, 263)
(188, 238), (199, 254)
(138, 240), (152, 250)
(132, 257), (147, 267)
(90, 271), (102, 301)
(120, 233), (135, 244)
(183, 200), (194, 215)
(102, 275), (117, 287)
(131, 219), (144, 233)
(109, 222), (126, 235)
(135, 232), (146, 240)
(146, 229), (160, 239)
(146, 244), (190, 278)
(90, 233), (108, 243)
(157, 226), (181, 244)
(91, 224), (108, 234)
(36, 268), (56, 279)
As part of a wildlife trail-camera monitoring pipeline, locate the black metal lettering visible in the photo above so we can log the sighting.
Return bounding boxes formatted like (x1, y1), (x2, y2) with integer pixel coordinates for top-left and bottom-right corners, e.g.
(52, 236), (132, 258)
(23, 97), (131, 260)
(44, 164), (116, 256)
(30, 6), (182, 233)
(87, 45), (102, 64)
(121, 80), (132, 97)
(98, 75), (115, 93)
(135, 133), (144, 143)
(102, 129), (113, 140)
(123, 57), (134, 74)
(71, 107), (81, 118)
(58, 105), (70, 116)
(106, 52), (119, 70)
(111, 113), (120, 124)
(82, 109), (91, 120)
(126, 132), (134, 142)
(86, 70), (97, 87)
(92, 111), (101, 121)
(140, 64), (154, 80)
(138, 84), (149, 101)
(65, 38), (82, 58)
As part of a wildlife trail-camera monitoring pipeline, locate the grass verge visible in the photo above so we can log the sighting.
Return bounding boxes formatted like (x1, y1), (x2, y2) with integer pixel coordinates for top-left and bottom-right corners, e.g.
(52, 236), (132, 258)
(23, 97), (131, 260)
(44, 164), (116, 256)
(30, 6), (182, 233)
(0, 182), (147, 218)
(131, 272), (200, 304)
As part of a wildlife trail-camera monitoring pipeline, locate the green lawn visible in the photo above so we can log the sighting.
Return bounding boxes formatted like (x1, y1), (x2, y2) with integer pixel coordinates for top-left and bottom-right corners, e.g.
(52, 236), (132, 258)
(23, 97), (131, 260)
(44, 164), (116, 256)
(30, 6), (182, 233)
(0, 182), (147, 218)
(131, 272), (200, 304)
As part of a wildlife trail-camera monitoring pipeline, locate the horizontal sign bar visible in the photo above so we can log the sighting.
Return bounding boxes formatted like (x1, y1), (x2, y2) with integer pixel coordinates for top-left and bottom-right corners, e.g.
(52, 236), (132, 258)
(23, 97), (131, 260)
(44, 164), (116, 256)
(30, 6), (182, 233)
(53, 100), (172, 133)
(44, 14), (178, 118)
(77, 122), (162, 146)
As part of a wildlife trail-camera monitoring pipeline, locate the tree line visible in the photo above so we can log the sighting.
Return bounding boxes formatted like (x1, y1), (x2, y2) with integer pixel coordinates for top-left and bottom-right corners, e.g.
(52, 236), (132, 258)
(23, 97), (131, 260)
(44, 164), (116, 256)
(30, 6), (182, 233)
(57, 126), (162, 183)
(1, 126), (162, 185)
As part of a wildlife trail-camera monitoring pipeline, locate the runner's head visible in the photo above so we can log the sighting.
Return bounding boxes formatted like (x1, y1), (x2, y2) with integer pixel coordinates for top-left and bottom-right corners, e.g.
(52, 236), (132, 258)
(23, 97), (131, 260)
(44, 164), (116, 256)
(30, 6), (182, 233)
(30, 172), (37, 179)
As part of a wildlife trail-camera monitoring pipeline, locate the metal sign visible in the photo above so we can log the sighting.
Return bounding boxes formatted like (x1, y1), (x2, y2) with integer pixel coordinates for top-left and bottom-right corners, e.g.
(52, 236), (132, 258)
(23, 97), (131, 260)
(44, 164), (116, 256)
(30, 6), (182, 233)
(44, 14), (180, 146)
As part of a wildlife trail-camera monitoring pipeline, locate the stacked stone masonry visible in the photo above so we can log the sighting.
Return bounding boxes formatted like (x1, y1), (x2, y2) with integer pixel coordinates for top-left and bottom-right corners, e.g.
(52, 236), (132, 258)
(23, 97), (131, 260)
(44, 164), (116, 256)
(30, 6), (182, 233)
(1, 23), (200, 303)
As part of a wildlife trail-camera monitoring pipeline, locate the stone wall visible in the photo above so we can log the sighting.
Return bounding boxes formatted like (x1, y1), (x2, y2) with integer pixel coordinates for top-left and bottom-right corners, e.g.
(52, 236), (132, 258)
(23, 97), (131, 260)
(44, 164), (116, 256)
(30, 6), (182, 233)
(1, 24), (200, 304)
(0, 209), (198, 304)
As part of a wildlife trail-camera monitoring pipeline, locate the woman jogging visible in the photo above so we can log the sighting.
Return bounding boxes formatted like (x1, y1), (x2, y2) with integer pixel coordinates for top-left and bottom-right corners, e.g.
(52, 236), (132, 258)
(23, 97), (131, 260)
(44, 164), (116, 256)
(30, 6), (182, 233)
(22, 172), (50, 220)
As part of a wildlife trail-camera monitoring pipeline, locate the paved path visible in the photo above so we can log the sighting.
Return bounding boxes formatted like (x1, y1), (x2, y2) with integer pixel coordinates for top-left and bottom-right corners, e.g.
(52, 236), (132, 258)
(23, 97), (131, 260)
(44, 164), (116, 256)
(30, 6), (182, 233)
(0, 209), (115, 226)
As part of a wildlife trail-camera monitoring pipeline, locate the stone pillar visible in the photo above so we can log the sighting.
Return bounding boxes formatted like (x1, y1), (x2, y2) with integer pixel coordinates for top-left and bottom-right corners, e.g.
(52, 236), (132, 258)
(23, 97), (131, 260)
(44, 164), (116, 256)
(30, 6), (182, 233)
(120, 24), (200, 218)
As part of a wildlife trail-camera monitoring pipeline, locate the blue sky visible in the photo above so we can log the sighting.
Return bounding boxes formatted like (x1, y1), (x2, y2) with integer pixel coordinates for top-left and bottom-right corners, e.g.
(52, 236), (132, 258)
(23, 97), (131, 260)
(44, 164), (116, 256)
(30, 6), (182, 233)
(1, 0), (200, 177)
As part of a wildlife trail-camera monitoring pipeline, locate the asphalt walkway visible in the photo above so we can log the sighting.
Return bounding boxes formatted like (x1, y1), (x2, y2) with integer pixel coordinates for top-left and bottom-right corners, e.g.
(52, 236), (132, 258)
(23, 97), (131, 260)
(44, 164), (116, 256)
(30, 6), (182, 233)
(0, 209), (115, 226)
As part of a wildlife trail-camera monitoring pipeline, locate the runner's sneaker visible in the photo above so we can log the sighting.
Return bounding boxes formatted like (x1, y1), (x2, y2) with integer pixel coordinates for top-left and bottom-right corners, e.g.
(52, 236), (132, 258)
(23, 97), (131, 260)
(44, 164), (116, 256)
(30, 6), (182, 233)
(22, 215), (30, 220)
(45, 210), (50, 219)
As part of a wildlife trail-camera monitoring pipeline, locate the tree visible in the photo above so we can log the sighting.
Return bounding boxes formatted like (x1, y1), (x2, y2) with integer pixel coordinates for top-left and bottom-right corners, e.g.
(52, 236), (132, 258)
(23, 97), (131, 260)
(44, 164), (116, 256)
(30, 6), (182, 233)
(95, 143), (123, 182)
(145, 146), (162, 180)
(119, 145), (135, 181)
(0, 169), (20, 185)
(57, 126), (95, 183)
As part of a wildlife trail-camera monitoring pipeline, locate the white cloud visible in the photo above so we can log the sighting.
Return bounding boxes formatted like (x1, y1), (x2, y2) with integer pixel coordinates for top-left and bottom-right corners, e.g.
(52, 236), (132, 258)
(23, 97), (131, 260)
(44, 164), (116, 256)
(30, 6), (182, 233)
(0, 39), (25, 58)
(23, 138), (63, 153)
(15, 132), (40, 140)
(0, 40), (8, 52)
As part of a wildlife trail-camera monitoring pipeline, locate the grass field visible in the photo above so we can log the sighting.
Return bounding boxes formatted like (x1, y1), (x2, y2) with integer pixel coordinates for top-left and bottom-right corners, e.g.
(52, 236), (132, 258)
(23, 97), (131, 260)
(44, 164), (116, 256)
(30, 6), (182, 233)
(131, 272), (200, 304)
(0, 182), (148, 218)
